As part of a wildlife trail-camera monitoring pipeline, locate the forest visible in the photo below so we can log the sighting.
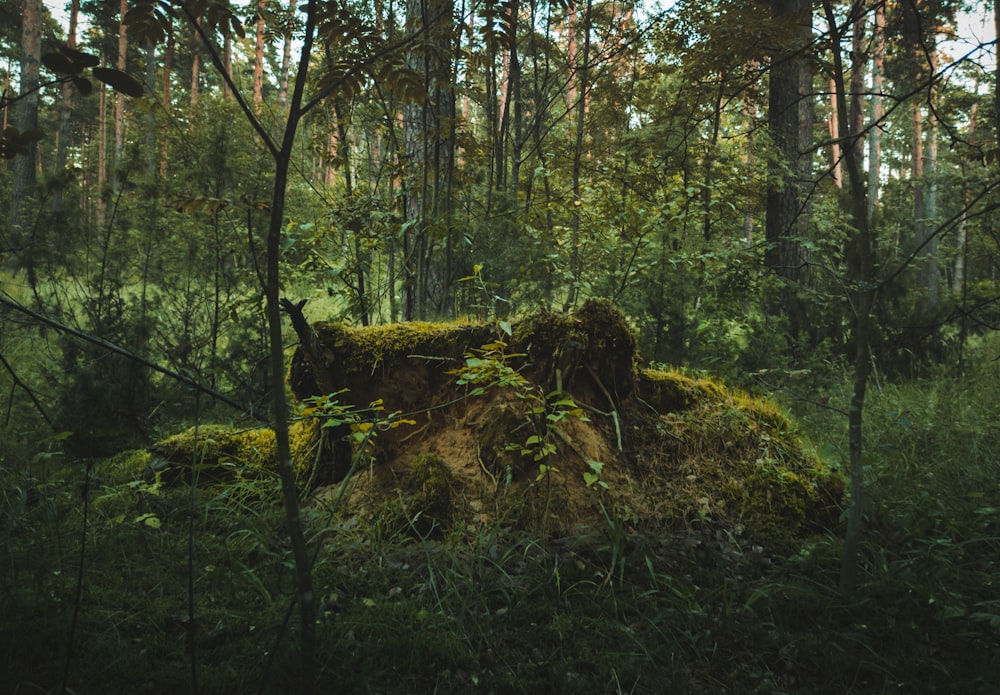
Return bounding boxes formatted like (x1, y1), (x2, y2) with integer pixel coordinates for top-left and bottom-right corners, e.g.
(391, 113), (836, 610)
(1, 0), (999, 691)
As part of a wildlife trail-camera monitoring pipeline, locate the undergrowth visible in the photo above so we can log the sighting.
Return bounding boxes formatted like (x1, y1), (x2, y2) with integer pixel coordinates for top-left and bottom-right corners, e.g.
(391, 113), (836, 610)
(2, 341), (1000, 692)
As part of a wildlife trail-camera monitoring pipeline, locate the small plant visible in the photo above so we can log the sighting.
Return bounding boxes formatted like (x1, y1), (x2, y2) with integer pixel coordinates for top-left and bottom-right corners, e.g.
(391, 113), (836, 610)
(583, 460), (609, 490)
(451, 338), (589, 479)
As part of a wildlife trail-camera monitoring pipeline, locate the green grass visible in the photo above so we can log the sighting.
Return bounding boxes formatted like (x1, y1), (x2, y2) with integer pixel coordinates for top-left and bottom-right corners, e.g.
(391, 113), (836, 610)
(3, 332), (1000, 692)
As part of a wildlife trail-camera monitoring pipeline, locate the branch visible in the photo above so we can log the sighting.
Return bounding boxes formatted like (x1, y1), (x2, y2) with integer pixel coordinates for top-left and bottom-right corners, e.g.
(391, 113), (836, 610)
(0, 350), (54, 428)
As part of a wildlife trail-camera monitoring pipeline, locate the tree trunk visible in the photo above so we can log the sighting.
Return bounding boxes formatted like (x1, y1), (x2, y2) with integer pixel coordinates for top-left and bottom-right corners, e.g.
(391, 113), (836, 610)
(823, 0), (875, 598)
(254, 0), (266, 110)
(828, 77), (842, 188)
(564, 0), (593, 311)
(114, 0), (128, 172)
(402, 0), (456, 319)
(53, 0), (80, 214)
(190, 16), (201, 107)
(867, 0), (884, 225)
(160, 18), (174, 178)
(278, 0), (294, 110)
(764, 0), (814, 336)
(8, 0), (42, 273)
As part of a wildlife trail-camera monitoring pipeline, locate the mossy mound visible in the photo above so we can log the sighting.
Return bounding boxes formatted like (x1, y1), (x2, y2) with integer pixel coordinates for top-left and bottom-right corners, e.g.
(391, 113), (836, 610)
(99, 300), (842, 550)
(625, 369), (843, 545)
(103, 420), (322, 487)
(296, 302), (843, 549)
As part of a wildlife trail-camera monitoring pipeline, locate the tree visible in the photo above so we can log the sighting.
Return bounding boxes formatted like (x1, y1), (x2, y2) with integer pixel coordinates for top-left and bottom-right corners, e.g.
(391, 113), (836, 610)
(7, 0), (42, 273)
(764, 0), (814, 338)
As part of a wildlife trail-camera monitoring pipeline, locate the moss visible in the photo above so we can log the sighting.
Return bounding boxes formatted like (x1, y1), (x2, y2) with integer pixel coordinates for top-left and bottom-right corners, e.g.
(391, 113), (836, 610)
(373, 453), (455, 538)
(139, 419), (323, 489)
(405, 452), (453, 524)
(101, 449), (154, 484)
(638, 368), (727, 413)
(511, 298), (637, 404)
(632, 376), (843, 547)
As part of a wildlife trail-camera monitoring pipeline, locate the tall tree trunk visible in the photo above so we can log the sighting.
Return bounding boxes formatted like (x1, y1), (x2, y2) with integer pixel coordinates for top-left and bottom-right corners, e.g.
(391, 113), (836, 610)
(114, 0), (128, 172)
(190, 16), (201, 107)
(867, 0), (884, 224)
(96, 66), (107, 229)
(53, 0), (80, 214)
(254, 0), (266, 110)
(160, 18), (174, 178)
(995, 0), (1000, 142)
(223, 1), (232, 100)
(402, 0), (456, 319)
(278, 0), (295, 110)
(764, 0), (814, 336)
(8, 0), (42, 274)
(828, 77), (843, 188)
(564, 0), (593, 311)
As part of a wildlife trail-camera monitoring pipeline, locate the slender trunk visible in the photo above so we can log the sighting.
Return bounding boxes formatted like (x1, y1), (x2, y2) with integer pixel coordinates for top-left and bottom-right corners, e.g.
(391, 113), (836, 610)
(53, 0), (80, 214)
(190, 16), (201, 107)
(254, 0), (266, 110)
(828, 77), (842, 188)
(160, 20), (174, 178)
(867, 0), (884, 224)
(507, 0), (523, 202)
(144, 41), (157, 177)
(223, 1), (232, 100)
(96, 70), (107, 229)
(9, 0), (42, 275)
(278, 1), (294, 110)
(114, 0), (127, 172)
(564, 0), (593, 310)
(824, 0), (875, 598)
(702, 82), (723, 243)
(995, 0), (1000, 142)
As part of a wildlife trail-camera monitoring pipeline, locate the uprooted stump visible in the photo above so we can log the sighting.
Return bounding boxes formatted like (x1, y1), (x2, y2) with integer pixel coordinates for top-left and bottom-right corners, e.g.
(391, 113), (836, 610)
(288, 299), (842, 549)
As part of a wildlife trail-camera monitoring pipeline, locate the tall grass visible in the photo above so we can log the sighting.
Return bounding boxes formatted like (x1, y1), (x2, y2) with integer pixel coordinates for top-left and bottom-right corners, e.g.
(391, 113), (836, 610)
(2, 330), (999, 692)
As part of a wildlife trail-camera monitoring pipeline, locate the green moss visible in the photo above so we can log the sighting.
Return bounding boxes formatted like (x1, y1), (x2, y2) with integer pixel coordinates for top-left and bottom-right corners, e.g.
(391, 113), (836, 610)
(101, 449), (154, 484)
(373, 453), (455, 538)
(405, 453), (453, 524)
(639, 368), (726, 413)
(635, 375), (843, 547)
(137, 419), (322, 489)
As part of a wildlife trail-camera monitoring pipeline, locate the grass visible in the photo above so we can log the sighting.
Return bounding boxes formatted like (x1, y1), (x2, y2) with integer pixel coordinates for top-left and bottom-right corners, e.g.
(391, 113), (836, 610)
(2, 324), (1000, 692)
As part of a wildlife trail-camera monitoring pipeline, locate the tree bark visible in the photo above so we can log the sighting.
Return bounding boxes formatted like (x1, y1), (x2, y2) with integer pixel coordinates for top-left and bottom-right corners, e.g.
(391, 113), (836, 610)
(764, 0), (814, 336)
(402, 0), (456, 318)
(114, 0), (128, 172)
(254, 0), (266, 110)
(53, 0), (80, 214)
(564, 0), (593, 311)
(8, 0), (42, 272)
(823, 0), (875, 598)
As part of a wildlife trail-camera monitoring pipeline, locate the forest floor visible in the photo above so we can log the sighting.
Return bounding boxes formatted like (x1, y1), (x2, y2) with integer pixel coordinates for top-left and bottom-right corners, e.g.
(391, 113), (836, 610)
(2, 303), (998, 692)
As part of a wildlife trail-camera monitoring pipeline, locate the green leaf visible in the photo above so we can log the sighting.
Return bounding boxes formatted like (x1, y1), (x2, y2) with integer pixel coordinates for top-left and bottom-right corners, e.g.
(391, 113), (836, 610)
(135, 513), (161, 529)
(92, 67), (145, 98)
